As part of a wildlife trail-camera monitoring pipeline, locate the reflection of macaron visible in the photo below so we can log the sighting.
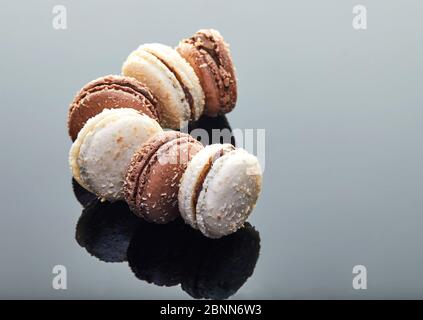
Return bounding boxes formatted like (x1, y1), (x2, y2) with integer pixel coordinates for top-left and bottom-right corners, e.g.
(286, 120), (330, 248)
(122, 44), (204, 128)
(75, 201), (141, 263)
(179, 144), (262, 238)
(177, 29), (237, 117)
(127, 219), (260, 299)
(69, 108), (163, 202)
(124, 131), (203, 224)
(181, 223), (260, 299)
(67, 75), (161, 141)
(127, 219), (190, 287)
(72, 178), (98, 208)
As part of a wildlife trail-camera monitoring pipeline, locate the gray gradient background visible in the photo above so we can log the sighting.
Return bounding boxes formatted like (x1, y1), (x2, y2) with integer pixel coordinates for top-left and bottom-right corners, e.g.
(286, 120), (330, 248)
(0, 0), (422, 299)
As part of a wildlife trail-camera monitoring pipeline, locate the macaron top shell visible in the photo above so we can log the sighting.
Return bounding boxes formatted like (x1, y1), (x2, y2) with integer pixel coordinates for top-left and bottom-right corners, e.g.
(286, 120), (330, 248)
(67, 75), (160, 141)
(177, 29), (237, 117)
(124, 131), (203, 224)
(69, 108), (163, 201)
(122, 44), (198, 129)
(70, 108), (141, 191)
(179, 146), (262, 239)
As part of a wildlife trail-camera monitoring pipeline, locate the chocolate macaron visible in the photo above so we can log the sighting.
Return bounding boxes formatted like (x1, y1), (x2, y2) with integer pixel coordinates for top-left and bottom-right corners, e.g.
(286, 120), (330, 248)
(177, 29), (237, 117)
(67, 75), (161, 141)
(124, 131), (203, 224)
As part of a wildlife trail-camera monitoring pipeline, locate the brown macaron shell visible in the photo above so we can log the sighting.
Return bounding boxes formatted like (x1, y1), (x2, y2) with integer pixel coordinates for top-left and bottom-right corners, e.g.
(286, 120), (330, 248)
(68, 75), (161, 141)
(124, 131), (203, 224)
(177, 29), (237, 117)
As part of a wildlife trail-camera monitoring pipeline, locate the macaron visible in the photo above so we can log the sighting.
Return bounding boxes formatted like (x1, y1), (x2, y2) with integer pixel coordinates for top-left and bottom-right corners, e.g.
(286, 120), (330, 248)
(124, 131), (203, 224)
(178, 144), (262, 238)
(122, 43), (204, 128)
(176, 29), (237, 117)
(67, 75), (161, 141)
(69, 108), (163, 202)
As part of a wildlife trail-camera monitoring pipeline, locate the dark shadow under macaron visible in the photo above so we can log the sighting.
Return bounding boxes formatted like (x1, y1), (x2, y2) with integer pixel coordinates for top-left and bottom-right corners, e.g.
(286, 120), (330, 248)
(177, 29), (237, 117)
(67, 75), (161, 141)
(124, 131), (203, 224)
(188, 114), (236, 146)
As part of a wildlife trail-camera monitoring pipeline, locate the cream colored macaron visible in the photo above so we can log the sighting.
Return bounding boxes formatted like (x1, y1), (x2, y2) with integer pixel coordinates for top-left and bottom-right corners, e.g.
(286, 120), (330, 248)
(178, 144), (263, 238)
(69, 108), (163, 202)
(122, 43), (204, 129)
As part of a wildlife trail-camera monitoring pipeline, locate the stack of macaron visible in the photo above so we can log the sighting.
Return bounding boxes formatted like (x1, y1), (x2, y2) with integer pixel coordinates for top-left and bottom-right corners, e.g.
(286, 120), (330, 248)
(68, 29), (262, 238)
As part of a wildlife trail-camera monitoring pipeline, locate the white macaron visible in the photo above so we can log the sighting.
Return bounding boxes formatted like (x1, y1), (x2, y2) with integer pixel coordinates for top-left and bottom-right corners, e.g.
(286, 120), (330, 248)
(178, 144), (263, 238)
(69, 108), (163, 201)
(122, 43), (204, 129)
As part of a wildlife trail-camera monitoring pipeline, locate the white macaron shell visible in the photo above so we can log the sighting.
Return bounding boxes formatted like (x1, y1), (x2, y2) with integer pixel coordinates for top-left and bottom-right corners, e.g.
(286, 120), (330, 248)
(142, 43), (205, 121)
(178, 144), (232, 229)
(122, 47), (190, 129)
(69, 108), (140, 192)
(196, 149), (262, 238)
(73, 109), (162, 201)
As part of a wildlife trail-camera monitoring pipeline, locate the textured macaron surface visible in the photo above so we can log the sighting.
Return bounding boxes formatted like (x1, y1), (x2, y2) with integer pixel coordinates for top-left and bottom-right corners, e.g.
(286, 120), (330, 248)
(122, 44), (196, 129)
(68, 75), (160, 141)
(141, 43), (205, 121)
(69, 108), (163, 201)
(124, 131), (204, 224)
(197, 149), (262, 238)
(179, 147), (262, 238)
(178, 144), (235, 230)
(177, 29), (237, 117)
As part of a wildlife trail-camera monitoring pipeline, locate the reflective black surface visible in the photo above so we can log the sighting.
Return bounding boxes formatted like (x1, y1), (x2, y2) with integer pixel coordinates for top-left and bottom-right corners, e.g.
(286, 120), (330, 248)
(74, 197), (260, 300)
